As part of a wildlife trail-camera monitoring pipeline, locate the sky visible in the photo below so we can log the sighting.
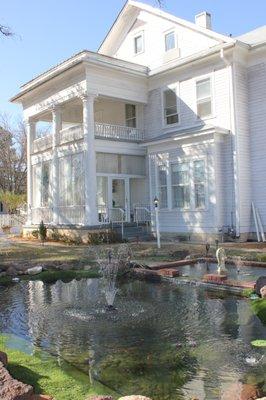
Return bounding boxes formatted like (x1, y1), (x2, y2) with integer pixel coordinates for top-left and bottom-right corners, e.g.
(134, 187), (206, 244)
(1, 0), (266, 120)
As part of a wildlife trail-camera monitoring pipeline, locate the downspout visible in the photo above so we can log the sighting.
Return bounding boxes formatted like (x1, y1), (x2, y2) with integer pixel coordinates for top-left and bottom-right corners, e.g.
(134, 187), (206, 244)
(220, 48), (240, 237)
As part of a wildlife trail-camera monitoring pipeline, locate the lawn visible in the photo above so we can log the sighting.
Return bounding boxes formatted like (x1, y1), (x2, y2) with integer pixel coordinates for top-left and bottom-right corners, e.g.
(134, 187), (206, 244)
(0, 334), (117, 400)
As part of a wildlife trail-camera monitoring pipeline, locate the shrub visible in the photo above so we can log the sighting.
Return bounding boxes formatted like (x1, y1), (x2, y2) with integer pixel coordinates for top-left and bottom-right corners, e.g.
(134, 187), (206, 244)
(87, 229), (120, 245)
(31, 230), (39, 239)
(39, 220), (47, 242)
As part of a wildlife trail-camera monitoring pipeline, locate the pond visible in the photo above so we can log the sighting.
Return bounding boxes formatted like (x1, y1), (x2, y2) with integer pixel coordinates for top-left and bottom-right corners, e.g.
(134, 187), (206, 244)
(0, 277), (265, 399)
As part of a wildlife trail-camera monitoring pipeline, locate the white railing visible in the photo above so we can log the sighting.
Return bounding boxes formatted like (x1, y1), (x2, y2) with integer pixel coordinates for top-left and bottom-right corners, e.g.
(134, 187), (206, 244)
(58, 206), (85, 225)
(98, 206), (125, 224)
(33, 135), (53, 153)
(31, 207), (53, 224)
(0, 213), (26, 228)
(95, 122), (144, 142)
(59, 125), (84, 145)
(133, 205), (152, 224)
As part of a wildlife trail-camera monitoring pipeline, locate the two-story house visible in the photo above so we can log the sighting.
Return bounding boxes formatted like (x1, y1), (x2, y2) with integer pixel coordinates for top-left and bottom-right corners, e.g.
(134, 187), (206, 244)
(11, 1), (266, 241)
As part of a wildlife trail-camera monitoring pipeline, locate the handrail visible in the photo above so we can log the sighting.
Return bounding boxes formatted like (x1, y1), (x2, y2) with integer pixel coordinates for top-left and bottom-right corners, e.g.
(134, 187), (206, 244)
(133, 206), (151, 224)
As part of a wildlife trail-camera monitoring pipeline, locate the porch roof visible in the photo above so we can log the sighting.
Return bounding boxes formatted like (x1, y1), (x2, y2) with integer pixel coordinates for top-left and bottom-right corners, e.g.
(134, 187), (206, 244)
(141, 124), (230, 147)
(10, 50), (148, 103)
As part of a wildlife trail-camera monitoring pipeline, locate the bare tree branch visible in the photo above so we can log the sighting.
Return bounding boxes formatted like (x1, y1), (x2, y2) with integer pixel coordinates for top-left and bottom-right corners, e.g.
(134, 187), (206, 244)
(0, 24), (13, 37)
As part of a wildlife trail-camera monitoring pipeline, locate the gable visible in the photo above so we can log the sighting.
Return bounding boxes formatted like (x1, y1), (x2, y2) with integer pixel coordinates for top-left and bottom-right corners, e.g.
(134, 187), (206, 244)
(99, 1), (234, 70)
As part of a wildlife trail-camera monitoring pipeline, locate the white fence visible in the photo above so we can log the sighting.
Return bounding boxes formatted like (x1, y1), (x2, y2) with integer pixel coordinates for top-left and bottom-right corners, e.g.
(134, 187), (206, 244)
(0, 213), (26, 230)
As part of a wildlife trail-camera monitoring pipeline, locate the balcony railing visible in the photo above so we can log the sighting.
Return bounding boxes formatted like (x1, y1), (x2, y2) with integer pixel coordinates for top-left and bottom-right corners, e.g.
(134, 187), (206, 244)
(32, 135), (53, 153)
(95, 123), (144, 142)
(32, 122), (144, 154)
(59, 125), (84, 145)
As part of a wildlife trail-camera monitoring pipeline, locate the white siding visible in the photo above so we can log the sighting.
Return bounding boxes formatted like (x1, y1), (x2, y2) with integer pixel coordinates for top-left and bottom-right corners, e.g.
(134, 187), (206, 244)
(114, 11), (219, 70)
(233, 62), (252, 234)
(248, 61), (266, 231)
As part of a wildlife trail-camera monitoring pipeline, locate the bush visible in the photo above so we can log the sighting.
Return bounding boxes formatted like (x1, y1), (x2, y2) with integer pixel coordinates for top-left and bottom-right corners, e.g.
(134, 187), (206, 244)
(39, 221), (47, 242)
(87, 229), (120, 245)
(31, 230), (39, 239)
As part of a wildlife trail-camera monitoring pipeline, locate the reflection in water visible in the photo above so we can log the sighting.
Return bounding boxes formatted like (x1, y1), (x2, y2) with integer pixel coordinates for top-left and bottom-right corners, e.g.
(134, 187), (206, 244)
(0, 278), (265, 400)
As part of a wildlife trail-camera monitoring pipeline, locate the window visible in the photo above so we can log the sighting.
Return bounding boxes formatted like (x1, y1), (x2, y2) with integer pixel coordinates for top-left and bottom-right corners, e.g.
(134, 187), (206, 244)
(59, 153), (84, 206)
(125, 104), (136, 128)
(134, 34), (144, 54)
(158, 165), (168, 208)
(41, 162), (51, 207)
(171, 163), (190, 208)
(196, 78), (212, 118)
(164, 89), (179, 125)
(165, 31), (176, 51)
(194, 160), (205, 208)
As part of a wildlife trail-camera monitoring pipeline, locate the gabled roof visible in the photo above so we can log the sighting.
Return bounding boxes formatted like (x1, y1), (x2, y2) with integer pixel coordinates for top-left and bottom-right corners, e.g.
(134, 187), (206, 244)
(237, 26), (266, 47)
(98, 0), (235, 55)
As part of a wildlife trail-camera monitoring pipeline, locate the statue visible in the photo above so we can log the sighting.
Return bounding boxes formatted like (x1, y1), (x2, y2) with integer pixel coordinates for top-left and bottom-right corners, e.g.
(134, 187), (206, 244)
(216, 247), (227, 275)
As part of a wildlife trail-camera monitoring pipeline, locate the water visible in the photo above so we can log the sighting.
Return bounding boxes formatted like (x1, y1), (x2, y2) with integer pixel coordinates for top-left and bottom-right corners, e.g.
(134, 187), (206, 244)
(0, 277), (265, 399)
(179, 262), (265, 282)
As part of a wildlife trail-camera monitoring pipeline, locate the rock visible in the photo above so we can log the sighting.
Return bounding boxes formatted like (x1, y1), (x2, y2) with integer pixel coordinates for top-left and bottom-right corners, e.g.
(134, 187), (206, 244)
(0, 361), (33, 400)
(0, 351), (8, 366)
(118, 397), (152, 400)
(86, 396), (113, 400)
(31, 395), (54, 400)
(6, 267), (17, 277)
(221, 382), (263, 400)
(255, 276), (266, 296)
(260, 285), (266, 299)
(27, 266), (43, 276)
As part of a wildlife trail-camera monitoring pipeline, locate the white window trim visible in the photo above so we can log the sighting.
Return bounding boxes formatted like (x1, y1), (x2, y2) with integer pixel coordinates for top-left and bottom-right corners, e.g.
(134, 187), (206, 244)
(161, 83), (181, 129)
(164, 29), (177, 52)
(169, 156), (208, 212)
(170, 160), (191, 210)
(133, 31), (145, 56)
(157, 163), (169, 210)
(194, 73), (215, 121)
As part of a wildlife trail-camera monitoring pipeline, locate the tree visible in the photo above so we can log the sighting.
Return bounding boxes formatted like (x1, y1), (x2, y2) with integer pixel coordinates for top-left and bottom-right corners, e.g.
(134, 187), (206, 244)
(0, 114), (27, 195)
(0, 25), (13, 37)
(0, 191), (26, 213)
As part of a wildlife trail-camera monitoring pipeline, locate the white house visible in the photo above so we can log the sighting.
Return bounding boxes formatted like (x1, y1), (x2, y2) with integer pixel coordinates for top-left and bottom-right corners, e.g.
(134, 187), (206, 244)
(10, 1), (266, 241)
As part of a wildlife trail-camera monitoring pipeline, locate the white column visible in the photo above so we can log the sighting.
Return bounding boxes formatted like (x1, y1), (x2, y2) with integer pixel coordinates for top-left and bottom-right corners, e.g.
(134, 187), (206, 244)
(25, 119), (36, 226)
(81, 93), (98, 226)
(51, 105), (62, 225)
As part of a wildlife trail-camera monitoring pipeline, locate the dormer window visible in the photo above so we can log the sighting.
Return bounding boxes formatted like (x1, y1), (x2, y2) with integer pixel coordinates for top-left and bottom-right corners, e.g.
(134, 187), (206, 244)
(165, 31), (176, 51)
(134, 33), (144, 54)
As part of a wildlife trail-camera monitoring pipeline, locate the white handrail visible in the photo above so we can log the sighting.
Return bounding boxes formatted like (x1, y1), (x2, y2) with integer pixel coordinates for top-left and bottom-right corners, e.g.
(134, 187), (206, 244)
(95, 122), (144, 142)
(134, 206), (151, 224)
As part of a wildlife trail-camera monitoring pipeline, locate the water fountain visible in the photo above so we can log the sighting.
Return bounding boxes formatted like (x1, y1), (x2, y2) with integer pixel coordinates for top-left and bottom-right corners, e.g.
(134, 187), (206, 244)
(216, 247), (227, 275)
(95, 244), (132, 310)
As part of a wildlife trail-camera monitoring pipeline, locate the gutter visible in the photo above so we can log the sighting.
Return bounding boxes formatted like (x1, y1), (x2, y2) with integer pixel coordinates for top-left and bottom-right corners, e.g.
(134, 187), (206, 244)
(149, 42), (236, 77)
(219, 48), (240, 237)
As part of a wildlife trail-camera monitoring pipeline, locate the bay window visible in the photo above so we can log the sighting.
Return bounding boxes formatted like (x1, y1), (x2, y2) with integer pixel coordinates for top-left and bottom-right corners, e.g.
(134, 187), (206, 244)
(164, 88), (179, 125)
(158, 165), (168, 208)
(194, 160), (206, 208)
(196, 77), (212, 118)
(171, 162), (190, 208)
(59, 153), (84, 207)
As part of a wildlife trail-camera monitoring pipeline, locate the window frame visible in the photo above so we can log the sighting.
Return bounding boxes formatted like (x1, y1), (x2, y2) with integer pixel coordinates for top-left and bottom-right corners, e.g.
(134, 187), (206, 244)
(133, 31), (144, 55)
(171, 161), (191, 210)
(195, 75), (213, 120)
(164, 30), (177, 52)
(162, 84), (180, 127)
(193, 159), (207, 210)
(157, 164), (168, 209)
(125, 104), (137, 128)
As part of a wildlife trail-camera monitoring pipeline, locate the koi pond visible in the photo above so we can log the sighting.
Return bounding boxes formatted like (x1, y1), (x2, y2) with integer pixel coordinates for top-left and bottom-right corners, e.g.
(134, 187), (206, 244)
(0, 273), (265, 399)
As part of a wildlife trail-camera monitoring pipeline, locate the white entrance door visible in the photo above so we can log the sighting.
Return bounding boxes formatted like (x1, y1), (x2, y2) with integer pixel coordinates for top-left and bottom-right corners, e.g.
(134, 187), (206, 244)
(110, 178), (130, 222)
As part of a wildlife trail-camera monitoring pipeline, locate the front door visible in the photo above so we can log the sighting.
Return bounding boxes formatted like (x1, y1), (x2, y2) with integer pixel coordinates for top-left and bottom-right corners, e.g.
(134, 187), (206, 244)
(111, 178), (130, 222)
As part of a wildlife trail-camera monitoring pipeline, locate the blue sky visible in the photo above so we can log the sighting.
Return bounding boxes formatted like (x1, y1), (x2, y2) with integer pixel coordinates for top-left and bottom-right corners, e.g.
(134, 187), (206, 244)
(1, 0), (266, 119)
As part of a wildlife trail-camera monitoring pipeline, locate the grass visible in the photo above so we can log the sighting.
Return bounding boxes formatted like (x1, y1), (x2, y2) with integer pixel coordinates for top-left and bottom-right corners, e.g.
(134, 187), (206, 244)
(251, 298), (266, 325)
(0, 334), (117, 400)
